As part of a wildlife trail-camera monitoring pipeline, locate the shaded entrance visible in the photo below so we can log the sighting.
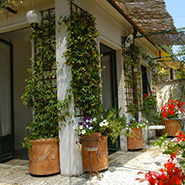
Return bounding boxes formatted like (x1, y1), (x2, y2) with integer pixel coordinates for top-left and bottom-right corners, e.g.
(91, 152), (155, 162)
(100, 43), (119, 152)
(0, 28), (31, 161)
(0, 38), (14, 162)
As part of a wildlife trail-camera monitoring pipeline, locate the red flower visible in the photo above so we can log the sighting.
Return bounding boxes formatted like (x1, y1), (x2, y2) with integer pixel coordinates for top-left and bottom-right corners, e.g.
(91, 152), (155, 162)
(136, 154), (185, 185)
(144, 93), (147, 99)
(161, 99), (185, 119)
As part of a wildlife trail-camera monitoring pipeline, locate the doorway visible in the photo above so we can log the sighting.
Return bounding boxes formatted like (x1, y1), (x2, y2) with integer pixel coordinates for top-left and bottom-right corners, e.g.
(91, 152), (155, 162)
(0, 38), (14, 162)
(100, 43), (119, 152)
(0, 28), (31, 162)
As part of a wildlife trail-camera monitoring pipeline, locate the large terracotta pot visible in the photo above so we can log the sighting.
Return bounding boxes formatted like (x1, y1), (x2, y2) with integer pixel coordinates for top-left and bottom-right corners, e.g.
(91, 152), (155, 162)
(127, 127), (143, 150)
(81, 132), (108, 172)
(162, 119), (181, 137)
(29, 138), (60, 176)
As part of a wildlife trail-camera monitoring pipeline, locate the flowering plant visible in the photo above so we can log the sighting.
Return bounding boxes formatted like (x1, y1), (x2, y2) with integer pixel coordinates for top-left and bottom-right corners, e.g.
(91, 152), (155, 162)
(73, 117), (108, 137)
(125, 118), (149, 136)
(161, 99), (185, 119)
(153, 131), (185, 169)
(143, 92), (162, 124)
(73, 108), (127, 143)
(136, 154), (185, 185)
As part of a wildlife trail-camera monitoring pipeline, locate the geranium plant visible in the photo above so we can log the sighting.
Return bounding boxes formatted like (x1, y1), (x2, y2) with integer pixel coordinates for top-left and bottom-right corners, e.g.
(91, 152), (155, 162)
(153, 131), (185, 169)
(125, 118), (149, 136)
(161, 99), (185, 119)
(136, 154), (185, 185)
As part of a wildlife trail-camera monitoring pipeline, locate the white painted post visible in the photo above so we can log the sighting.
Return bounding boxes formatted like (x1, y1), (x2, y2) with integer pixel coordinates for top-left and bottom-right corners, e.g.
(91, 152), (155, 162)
(55, 0), (83, 176)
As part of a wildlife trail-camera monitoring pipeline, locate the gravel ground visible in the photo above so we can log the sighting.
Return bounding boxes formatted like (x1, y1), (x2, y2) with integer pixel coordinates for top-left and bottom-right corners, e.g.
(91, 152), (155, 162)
(0, 146), (172, 185)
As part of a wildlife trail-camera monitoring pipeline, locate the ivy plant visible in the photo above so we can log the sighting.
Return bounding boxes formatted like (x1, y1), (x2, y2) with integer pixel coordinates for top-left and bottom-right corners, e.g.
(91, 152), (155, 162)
(63, 10), (102, 118)
(22, 13), (71, 148)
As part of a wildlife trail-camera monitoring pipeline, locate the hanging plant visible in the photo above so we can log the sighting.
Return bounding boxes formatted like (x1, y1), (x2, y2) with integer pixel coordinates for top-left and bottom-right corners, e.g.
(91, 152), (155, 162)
(63, 10), (102, 117)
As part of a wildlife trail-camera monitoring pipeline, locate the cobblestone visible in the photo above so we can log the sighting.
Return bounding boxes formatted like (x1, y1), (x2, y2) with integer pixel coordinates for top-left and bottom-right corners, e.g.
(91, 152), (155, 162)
(0, 146), (171, 185)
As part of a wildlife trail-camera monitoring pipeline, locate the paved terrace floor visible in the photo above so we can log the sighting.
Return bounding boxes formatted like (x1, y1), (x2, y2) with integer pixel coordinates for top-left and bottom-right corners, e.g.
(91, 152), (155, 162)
(0, 145), (171, 185)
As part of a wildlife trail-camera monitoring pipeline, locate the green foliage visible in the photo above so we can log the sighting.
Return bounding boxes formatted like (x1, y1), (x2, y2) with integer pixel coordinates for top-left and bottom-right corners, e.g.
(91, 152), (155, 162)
(103, 108), (127, 143)
(143, 93), (162, 124)
(63, 10), (102, 118)
(0, 0), (24, 16)
(22, 14), (71, 148)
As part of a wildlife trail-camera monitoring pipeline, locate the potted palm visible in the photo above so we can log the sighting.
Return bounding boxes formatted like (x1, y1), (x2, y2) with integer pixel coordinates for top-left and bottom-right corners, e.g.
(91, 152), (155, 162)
(161, 99), (185, 136)
(73, 108), (126, 173)
(125, 119), (149, 150)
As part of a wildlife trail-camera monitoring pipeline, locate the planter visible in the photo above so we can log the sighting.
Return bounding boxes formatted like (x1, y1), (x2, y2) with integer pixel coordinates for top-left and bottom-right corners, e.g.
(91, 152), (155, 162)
(81, 132), (108, 172)
(29, 138), (60, 176)
(127, 127), (143, 150)
(162, 119), (181, 137)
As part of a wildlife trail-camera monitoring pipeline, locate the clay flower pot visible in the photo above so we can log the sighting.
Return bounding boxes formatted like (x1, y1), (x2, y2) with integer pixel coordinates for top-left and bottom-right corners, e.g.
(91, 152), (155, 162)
(127, 127), (143, 150)
(81, 132), (108, 172)
(162, 119), (181, 137)
(29, 138), (60, 176)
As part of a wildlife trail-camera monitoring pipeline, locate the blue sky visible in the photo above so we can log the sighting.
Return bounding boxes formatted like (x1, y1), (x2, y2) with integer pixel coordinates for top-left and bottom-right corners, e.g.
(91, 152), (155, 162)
(164, 0), (185, 29)
(164, 0), (185, 52)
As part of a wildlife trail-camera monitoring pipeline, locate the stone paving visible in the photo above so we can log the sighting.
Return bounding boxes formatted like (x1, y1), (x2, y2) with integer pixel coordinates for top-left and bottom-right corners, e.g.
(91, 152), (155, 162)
(0, 146), (171, 185)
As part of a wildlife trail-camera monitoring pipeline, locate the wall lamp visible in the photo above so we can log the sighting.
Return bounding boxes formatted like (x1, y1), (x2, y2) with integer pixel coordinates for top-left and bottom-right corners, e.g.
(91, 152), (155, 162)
(26, 9), (41, 29)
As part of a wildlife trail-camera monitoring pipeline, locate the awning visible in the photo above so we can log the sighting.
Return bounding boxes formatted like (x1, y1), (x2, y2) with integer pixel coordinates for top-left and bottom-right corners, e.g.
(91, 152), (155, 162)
(114, 0), (185, 46)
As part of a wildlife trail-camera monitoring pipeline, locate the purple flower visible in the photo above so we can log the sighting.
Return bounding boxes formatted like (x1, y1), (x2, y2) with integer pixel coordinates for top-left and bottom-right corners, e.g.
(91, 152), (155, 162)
(83, 118), (86, 122)
(128, 123), (131, 125)
(86, 122), (90, 126)
(87, 117), (91, 121)
(75, 141), (78, 144)
(78, 122), (83, 125)
(84, 124), (89, 129)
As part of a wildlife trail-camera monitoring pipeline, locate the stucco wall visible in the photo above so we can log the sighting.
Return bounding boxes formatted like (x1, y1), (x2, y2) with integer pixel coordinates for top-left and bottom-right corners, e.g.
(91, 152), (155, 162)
(156, 80), (185, 110)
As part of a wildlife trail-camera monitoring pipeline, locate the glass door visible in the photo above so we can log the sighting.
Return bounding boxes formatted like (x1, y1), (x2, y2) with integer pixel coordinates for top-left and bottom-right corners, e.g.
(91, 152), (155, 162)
(0, 38), (14, 162)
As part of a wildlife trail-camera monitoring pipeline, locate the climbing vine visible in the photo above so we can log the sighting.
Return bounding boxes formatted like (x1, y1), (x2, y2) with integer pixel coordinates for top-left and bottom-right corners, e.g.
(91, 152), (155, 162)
(63, 10), (102, 117)
(22, 9), (71, 148)
(122, 44), (142, 117)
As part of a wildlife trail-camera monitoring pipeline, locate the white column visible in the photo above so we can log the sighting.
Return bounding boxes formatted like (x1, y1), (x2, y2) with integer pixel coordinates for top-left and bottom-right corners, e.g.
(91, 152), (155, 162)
(55, 0), (83, 176)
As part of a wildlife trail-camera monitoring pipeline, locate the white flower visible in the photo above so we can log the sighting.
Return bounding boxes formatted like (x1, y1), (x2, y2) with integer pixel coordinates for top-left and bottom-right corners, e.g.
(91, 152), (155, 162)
(82, 130), (86, 135)
(104, 121), (108, 126)
(99, 122), (103, 127)
(93, 118), (97, 122)
(79, 125), (83, 130)
(89, 126), (93, 130)
(73, 125), (77, 130)
(103, 119), (107, 123)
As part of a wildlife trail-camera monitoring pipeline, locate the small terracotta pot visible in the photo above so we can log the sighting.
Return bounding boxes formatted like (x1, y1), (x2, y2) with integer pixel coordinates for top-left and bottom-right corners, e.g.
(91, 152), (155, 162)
(162, 119), (181, 137)
(29, 138), (60, 176)
(81, 132), (108, 172)
(127, 127), (143, 150)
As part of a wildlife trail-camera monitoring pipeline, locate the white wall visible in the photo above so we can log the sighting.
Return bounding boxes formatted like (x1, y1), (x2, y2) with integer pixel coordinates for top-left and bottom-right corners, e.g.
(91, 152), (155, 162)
(157, 80), (185, 110)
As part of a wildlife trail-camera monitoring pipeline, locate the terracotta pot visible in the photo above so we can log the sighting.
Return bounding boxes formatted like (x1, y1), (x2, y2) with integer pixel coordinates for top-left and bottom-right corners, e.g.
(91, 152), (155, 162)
(127, 127), (143, 150)
(29, 138), (60, 176)
(81, 132), (108, 172)
(162, 119), (181, 137)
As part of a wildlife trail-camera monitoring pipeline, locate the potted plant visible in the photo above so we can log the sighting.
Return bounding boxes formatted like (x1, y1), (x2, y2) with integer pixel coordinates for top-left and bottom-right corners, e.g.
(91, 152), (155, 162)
(73, 108), (126, 173)
(21, 14), (70, 175)
(143, 92), (162, 125)
(161, 99), (185, 136)
(125, 119), (149, 150)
